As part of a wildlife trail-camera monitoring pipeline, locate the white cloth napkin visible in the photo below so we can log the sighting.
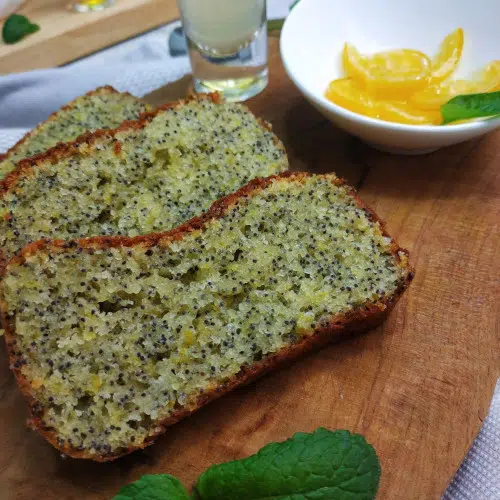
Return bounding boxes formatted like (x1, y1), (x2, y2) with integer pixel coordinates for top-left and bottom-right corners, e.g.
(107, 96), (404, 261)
(443, 378), (500, 499)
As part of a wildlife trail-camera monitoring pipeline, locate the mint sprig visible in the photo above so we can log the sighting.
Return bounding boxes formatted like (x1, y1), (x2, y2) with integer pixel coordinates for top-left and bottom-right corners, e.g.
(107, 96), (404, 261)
(112, 429), (381, 500)
(193, 428), (380, 500)
(441, 91), (500, 124)
(2, 14), (40, 45)
(113, 474), (189, 500)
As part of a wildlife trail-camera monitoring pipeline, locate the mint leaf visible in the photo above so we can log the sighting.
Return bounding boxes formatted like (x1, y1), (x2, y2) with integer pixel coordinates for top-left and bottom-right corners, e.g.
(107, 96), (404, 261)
(193, 428), (381, 500)
(441, 91), (500, 124)
(2, 14), (40, 44)
(112, 474), (190, 500)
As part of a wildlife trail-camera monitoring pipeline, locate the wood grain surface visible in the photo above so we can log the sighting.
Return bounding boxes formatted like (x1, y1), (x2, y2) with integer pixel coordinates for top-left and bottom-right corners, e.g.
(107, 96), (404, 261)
(0, 0), (179, 74)
(1, 38), (499, 499)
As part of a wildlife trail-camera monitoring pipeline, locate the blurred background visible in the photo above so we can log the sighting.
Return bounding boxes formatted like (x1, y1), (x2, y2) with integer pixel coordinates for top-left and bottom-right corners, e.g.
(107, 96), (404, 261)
(0, 0), (294, 148)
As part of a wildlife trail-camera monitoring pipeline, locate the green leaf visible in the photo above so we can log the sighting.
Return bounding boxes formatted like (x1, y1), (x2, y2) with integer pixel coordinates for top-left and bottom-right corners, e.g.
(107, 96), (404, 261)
(2, 14), (40, 45)
(112, 474), (190, 500)
(193, 428), (381, 500)
(441, 91), (500, 124)
(289, 0), (302, 10)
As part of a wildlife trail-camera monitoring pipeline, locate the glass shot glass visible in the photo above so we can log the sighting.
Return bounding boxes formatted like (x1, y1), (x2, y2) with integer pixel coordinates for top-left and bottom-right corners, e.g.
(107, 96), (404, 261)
(177, 0), (268, 102)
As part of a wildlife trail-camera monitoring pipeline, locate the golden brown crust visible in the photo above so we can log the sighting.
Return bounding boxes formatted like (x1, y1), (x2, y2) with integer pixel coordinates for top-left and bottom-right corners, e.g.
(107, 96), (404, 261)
(0, 86), (145, 174)
(1, 172), (414, 461)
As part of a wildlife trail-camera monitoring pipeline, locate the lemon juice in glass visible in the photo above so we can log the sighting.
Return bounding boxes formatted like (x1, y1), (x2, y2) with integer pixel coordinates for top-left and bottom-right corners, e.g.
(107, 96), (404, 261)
(178, 0), (268, 102)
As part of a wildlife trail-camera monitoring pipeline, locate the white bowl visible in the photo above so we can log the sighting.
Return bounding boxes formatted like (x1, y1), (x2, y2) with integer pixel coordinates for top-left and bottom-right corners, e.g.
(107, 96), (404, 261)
(280, 0), (500, 154)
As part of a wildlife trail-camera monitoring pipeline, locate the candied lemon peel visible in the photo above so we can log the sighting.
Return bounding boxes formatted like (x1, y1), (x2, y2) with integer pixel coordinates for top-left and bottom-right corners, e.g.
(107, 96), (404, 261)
(326, 28), (500, 125)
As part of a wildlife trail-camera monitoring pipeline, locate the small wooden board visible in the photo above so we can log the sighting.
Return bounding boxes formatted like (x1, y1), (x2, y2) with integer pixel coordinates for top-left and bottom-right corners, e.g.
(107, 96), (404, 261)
(0, 38), (499, 500)
(0, 0), (179, 74)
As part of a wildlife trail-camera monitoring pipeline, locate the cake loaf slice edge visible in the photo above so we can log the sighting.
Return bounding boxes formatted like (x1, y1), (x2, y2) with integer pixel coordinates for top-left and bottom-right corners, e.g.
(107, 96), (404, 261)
(1, 172), (413, 461)
(0, 86), (152, 181)
(0, 92), (288, 271)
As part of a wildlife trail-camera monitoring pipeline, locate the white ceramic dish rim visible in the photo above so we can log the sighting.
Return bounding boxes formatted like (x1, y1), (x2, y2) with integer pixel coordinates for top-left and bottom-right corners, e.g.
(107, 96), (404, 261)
(280, 0), (496, 135)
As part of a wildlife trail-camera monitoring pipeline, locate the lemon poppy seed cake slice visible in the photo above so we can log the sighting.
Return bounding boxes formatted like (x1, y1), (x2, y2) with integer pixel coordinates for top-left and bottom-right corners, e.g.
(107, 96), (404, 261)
(0, 93), (287, 268)
(0, 86), (152, 180)
(1, 173), (413, 461)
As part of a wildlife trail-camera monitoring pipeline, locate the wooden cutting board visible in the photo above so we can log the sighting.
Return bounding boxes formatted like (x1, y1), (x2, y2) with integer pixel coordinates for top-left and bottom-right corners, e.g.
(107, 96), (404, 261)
(0, 0), (179, 74)
(1, 38), (499, 500)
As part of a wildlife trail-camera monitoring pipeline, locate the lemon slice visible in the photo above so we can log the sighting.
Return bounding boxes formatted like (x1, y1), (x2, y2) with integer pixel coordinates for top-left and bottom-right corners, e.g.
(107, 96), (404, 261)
(479, 60), (500, 87)
(343, 43), (431, 98)
(375, 101), (442, 125)
(325, 78), (377, 115)
(430, 28), (464, 84)
(325, 79), (440, 125)
(411, 60), (500, 110)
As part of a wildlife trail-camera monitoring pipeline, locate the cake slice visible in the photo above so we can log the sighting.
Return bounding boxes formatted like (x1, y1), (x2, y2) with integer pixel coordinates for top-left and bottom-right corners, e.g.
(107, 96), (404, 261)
(1, 172), (413, 461)
(0, 93), (288, 269)
(0, 86), (152, 180)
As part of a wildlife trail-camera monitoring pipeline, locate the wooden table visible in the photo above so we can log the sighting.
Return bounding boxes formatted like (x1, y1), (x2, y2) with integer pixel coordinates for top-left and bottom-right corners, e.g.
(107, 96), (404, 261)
(1, 39), (499, 499)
